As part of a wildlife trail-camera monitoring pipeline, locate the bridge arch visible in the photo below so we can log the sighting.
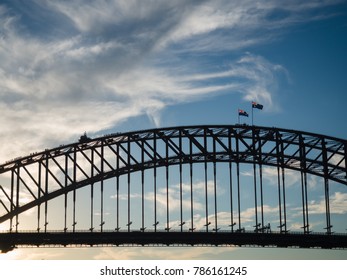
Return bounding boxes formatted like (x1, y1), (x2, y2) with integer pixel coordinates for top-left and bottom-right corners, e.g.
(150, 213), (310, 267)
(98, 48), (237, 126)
(0, 125), (346, 237)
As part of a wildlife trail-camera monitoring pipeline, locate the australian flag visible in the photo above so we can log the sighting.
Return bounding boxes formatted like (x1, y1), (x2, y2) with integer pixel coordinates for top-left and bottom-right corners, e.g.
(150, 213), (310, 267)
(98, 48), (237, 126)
(252, 101), (263, 110)
(238, 109), (249, 117)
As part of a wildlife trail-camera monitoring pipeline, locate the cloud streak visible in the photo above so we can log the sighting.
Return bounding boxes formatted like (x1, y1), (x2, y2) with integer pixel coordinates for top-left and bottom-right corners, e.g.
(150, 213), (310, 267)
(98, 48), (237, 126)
(0, 0), (343, 162)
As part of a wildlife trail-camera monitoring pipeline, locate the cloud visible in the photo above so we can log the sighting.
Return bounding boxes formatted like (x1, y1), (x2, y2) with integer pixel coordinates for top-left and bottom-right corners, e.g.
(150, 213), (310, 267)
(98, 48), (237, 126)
(242, 166), (302, 187)
(156, 0), (344, 50)
(308, 192), (347, 215)
(0, 0), (342, 164)
(242, 166), (323, 190)
(112, 179), (222, 216)
(289, 191), (347, 225)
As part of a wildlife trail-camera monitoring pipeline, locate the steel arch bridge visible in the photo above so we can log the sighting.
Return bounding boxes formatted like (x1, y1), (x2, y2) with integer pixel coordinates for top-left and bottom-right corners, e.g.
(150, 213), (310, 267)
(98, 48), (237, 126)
(0, 125), (346, 252)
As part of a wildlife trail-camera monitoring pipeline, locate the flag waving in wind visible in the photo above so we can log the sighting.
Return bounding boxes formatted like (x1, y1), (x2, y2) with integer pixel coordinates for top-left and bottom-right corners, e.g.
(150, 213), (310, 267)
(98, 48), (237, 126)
(238, 109), (249, 117)
(251, 101), (263, 125)
(252, 101), (263, 110)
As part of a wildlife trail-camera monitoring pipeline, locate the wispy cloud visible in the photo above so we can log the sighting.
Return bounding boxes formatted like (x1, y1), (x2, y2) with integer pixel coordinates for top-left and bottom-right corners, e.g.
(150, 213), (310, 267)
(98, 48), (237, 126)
(0, 0), (342, 163)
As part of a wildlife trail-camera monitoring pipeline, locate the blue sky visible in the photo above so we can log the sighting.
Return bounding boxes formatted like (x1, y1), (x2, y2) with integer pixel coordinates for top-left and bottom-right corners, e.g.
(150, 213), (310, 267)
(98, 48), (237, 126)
(0, 0), (347, 260)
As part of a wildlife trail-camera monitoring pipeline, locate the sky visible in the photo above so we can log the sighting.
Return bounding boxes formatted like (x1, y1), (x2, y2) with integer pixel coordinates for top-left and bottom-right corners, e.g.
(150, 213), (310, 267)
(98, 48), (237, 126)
(0, 0), (347, 260)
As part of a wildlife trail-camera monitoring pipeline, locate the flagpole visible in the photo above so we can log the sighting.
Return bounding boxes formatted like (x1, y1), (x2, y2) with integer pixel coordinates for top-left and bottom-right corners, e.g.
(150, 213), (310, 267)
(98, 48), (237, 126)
(238, 109), (240, 124)
(252, 105), (254, 126)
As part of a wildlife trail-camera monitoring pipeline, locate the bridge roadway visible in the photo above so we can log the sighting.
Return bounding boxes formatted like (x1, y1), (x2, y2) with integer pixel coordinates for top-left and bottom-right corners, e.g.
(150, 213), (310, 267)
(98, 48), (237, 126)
(1, 230), (347, 253)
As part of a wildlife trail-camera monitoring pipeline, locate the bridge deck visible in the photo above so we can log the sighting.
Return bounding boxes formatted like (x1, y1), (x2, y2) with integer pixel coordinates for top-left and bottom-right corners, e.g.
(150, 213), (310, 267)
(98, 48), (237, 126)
(1, 231), (347, 253)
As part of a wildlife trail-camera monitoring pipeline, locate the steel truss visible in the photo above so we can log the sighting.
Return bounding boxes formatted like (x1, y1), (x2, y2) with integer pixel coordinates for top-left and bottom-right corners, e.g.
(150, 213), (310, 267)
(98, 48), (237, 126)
(0, 125), (346, 251)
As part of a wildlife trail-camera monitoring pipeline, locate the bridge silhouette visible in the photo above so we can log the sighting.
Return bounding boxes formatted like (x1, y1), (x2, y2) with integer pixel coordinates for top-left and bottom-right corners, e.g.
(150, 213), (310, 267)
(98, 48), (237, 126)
(0, 125), (346, 253)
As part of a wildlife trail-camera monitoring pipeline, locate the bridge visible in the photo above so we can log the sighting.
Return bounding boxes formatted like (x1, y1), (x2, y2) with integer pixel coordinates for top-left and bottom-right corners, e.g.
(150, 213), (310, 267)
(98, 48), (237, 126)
(0, 125), (346, 253)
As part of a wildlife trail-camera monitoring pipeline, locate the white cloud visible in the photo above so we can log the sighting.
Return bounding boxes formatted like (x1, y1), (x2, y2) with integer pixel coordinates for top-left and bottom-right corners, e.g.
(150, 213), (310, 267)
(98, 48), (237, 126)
(290, 192), (347, 217)
(0, 0), (342, 163)
(112, 179), (221, 215)
(242, 166), (302, 187)
(309, 192), (347, 215)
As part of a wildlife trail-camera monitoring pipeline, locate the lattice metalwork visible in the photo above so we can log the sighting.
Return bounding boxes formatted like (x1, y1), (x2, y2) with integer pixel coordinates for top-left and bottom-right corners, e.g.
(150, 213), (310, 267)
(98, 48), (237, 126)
(0, 125), (346, 251)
